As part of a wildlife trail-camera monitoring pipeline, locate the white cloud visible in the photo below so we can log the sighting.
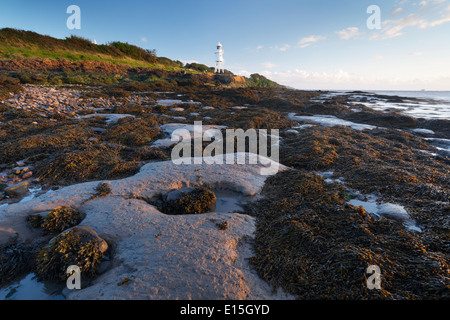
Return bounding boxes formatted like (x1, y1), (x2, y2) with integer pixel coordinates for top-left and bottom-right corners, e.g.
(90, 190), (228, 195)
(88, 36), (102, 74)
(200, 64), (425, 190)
(179, 59), (199, 65)
(371, 0), (450, 40)
(298, 35), (326, 48)
(336, 27), (363, 40)
(270, 44), (291, 51)
(374, 55), (384, 60)
(426, 14), (450, 27)
(279, 44), (291, 52)
(141, 37), (148, 43)
(238, 70), (251, 77)
(259, 68), (450, 90)
(392, 7), (404, 15)
(261, 69), (353, 89)
(262, 62), (277, 69)
(256, 45), (263, 51)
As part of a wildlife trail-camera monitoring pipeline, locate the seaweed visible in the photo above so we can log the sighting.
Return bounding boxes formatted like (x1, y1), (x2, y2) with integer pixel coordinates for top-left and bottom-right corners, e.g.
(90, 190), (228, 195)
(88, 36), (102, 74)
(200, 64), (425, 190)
(0, 239), (38, 287)
(35, 228), (106, 281)
(247, 169), (450, 299)
(160, 187), (216, 215)
(38, 207), (85, 235)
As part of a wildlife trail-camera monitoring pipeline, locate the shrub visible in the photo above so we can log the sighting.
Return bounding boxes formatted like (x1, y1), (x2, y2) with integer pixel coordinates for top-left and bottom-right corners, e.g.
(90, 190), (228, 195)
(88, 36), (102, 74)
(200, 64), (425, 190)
(184, 62), (211, 73)
(245, 73), (283, 88)
(108, 41), (157, 63)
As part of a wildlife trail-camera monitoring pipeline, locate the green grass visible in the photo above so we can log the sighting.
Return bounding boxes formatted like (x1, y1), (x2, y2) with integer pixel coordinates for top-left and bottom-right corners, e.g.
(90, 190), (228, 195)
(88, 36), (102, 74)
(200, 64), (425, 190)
(0, 28), (189, 72)
(0, 28), (284, 88)
(0, 45), (186, 71)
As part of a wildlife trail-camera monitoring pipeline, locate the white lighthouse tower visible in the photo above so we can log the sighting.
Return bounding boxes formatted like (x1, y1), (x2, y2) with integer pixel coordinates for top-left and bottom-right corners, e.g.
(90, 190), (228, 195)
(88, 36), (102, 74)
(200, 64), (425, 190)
(215, 42), (224, 74)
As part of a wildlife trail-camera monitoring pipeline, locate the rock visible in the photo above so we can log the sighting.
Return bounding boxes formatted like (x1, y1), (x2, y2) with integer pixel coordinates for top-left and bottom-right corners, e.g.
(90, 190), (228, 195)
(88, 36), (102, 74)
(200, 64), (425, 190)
(4, 181), (29, 198)
(26, 211), (51, 228)
(165, 187), (196, 201)
(13, 166), (30, 175)
(64, 225), (109, 254)
(97, 260), (112, 275)
(1, 153), (291, 300)
(35, 225), (109, 281)
(161, 187), (217, 215)
(21, 171), (33, 179)
(15, 160), (26, 167)
(93, 127), (105, 134)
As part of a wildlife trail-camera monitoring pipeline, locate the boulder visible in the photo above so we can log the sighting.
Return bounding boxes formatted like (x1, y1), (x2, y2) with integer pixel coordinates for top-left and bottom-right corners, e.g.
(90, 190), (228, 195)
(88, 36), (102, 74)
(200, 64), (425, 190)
(36, 225), (108, 281)
(165, 187), (195, 201)
(4, 181), (29, 198)
(66, 226), (109, 254)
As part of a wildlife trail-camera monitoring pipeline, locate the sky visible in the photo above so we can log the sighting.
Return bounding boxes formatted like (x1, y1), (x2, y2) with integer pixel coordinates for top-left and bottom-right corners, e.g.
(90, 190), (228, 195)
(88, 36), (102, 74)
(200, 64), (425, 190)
(1, 0), (450, 90)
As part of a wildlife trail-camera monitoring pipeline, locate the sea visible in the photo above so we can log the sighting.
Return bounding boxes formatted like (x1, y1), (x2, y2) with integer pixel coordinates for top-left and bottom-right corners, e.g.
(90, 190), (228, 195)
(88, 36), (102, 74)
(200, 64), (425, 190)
(346, 90), (450, 120)
(308, 90), (450, 155)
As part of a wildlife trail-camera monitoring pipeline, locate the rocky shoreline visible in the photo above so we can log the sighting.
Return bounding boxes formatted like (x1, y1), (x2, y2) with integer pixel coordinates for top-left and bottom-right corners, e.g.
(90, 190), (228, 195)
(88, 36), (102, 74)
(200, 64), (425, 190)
(0, 83), (449, 300)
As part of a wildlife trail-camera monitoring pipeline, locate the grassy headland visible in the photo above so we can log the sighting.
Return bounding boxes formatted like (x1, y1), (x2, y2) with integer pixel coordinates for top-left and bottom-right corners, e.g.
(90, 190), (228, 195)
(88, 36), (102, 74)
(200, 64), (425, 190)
(0, 28), (281, 89)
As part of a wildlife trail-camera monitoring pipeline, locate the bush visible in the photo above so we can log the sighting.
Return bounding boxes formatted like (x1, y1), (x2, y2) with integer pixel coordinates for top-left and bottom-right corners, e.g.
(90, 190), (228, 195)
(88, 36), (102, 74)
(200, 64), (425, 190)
(184, 63), (211, 73)
(108, 41), (157, 63)
(245, 73), (283, 88)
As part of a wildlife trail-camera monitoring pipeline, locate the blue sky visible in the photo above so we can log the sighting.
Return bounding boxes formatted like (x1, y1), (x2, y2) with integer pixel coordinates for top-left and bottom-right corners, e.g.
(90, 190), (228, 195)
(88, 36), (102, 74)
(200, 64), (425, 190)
(1, 0), (450, 90)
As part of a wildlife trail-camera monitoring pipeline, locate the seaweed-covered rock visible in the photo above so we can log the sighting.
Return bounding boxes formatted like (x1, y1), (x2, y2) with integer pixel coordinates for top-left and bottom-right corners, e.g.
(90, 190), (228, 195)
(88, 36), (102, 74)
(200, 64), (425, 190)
(28, 207), (86, 235)
(0, 239), (38, 287)
(26, 211), (48, 229)
(35, 226), (108, 281)
(161, 187), (216, 215)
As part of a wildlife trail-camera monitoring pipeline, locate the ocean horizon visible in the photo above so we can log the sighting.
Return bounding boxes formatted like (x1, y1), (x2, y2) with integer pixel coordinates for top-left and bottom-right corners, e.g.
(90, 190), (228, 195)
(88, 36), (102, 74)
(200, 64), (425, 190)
(308, 90), (450, 120)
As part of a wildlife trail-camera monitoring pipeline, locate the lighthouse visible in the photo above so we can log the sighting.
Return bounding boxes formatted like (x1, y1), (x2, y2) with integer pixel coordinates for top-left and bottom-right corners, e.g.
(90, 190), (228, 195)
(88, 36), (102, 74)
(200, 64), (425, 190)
(215, 42), (224, 74)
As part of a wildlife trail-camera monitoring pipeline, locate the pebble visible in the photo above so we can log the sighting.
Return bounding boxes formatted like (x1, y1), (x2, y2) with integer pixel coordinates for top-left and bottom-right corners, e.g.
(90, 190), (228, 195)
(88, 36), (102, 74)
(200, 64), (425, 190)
(22, 171), (33, 179)
(3, 85), (154, 117)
